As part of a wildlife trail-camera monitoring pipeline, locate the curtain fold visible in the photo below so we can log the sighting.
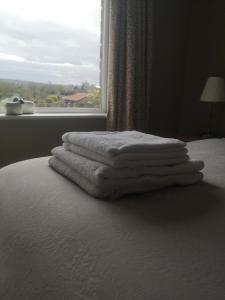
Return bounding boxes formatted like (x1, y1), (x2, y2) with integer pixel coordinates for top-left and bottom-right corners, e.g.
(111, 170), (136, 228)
(104, 0), (153, 131)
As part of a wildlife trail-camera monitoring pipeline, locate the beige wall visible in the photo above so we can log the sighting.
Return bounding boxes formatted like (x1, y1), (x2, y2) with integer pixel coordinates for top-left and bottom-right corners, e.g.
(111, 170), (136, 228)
(0, 116), (106, 168)
(149, 0), (191, 137)
(180, 0), (225, 136)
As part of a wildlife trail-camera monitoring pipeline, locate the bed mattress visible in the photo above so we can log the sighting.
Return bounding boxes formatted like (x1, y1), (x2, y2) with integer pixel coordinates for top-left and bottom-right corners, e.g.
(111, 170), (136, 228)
(0, 139), (225, 299)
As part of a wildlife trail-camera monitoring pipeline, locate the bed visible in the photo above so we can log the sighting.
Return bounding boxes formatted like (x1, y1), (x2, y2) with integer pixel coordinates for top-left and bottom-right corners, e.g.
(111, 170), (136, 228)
(0, 139), (225, 300)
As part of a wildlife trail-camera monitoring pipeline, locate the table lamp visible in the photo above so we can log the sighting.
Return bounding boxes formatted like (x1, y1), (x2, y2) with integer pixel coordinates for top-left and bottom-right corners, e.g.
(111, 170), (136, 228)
(200, 76), (225, 137)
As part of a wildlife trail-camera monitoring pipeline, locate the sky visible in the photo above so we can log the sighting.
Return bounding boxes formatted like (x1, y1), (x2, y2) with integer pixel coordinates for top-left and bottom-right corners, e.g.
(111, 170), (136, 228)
(0, 0), (101, 85)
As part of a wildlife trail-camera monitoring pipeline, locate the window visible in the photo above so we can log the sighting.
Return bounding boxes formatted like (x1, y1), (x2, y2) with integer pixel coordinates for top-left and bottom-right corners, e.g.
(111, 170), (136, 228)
(0, 0), (104, 113)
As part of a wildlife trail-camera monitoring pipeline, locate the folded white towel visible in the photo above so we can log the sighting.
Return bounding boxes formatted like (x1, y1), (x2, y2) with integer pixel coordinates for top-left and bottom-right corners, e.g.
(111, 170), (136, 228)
(62, 131), (185, 154)
(49, 156), (203, 199)
(52, 147), (204, 185)
(63, 142), (189, 167)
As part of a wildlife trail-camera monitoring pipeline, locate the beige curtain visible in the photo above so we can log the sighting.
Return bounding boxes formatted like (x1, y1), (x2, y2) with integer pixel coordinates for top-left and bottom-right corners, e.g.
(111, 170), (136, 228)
(103, 0), (153, 131)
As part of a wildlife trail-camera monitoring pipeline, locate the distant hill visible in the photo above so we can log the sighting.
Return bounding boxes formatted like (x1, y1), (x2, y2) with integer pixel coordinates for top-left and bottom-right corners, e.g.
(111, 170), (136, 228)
(0, 78), (71, 88)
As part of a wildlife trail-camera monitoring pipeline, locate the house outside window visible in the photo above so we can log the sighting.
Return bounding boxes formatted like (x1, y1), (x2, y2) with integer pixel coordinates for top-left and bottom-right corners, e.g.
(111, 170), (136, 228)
(0, 0), (105, 114)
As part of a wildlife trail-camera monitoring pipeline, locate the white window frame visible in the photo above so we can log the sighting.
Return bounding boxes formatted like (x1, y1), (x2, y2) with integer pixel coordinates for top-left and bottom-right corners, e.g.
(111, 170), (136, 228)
(0, 0), (108, 115)
(35, 107), (101, 114)
(100, 0), (109, 115)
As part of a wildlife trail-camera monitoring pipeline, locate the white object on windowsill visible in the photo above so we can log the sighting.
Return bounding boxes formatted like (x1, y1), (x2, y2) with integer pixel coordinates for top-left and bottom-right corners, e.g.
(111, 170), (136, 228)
(23, 101), (35, 114)
(5, 102), (23, 115)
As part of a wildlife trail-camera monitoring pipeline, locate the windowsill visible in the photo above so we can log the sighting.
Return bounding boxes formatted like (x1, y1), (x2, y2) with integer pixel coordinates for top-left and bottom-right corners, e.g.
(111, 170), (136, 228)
(0, 113), (107, 120)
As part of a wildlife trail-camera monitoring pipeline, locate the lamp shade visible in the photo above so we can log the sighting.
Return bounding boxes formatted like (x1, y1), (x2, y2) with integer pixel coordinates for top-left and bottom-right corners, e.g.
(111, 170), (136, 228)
(200, 76), (225, 102)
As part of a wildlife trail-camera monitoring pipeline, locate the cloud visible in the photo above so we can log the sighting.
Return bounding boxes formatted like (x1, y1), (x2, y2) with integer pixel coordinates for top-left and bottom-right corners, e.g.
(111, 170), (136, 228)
(0, 52), (25, 63)
(0, 9), (101, 85)
(0, 57), (100, 85)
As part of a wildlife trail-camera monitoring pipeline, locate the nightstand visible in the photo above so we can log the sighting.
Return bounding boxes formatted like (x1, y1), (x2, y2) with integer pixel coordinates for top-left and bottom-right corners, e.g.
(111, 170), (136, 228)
(175, 135), (200, 142)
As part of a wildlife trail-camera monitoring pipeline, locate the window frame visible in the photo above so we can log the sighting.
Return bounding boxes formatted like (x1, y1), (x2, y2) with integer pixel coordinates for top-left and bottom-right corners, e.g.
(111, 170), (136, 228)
(35, 107), (101, 114)
(0, 0), (108, 115)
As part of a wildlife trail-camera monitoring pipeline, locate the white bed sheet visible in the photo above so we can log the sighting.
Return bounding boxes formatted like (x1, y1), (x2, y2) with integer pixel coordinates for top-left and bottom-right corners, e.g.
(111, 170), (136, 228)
(0, 139), (225, 299)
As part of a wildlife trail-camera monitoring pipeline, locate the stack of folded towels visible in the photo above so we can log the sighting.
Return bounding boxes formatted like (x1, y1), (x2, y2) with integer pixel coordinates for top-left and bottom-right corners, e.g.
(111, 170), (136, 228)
(49, 131), (204, 199)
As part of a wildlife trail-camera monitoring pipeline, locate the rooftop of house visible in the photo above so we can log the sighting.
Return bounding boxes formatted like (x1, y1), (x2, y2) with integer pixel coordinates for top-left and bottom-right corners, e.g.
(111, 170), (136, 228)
(62, 93), (89, 102)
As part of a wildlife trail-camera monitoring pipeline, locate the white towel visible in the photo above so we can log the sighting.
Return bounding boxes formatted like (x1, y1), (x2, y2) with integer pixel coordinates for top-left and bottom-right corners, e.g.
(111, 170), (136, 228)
(52, 147), (204, 185)
(49, 156), (203, 199)
(62, 131), (185, 154)
(63, 142), (189, 167)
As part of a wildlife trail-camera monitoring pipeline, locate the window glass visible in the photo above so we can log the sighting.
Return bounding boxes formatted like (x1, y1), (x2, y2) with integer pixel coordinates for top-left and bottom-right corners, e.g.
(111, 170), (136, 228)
(0, 0), (101, 113)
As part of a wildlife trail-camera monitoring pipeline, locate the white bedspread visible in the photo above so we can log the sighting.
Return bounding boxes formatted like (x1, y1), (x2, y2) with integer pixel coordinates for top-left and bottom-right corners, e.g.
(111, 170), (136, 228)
(0, 139), (225, 300)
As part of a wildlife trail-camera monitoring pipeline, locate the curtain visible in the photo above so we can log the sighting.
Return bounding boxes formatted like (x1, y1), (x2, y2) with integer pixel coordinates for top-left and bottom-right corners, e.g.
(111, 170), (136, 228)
(103, 0), (154, 131)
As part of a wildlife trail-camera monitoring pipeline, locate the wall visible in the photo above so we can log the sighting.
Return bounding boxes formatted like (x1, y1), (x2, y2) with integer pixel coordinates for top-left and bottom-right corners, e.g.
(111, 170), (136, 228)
(0, 116), (106, 168)
(149, 0), (191, 137)
(180, 0), (225, 136)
